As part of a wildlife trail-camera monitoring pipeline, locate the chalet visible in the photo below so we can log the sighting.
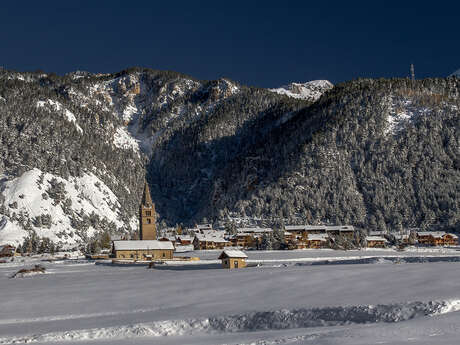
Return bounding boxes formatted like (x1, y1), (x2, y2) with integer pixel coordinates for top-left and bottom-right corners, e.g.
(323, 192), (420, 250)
(306, 234), (329, 248)
(285, 225), (325, 238)
(193, 232), (230, 250)
(325, 226), (355, 238)
(233, 227), (273, 248)
(113, 240), (174, 260)
(218, 250), (247, 269)
(176, 235), (193, 246)
(365, 236), (388, 248)
(417, 231), (443, 246)
(417, 232), (458, 246)
(283, 231), (296, 243)
(0, 244), (16, 257)
(443, 233), (458, 246)
(230, 232), (255, 248)
(158, 235), (176, 242)
(285, 225), (355, 238)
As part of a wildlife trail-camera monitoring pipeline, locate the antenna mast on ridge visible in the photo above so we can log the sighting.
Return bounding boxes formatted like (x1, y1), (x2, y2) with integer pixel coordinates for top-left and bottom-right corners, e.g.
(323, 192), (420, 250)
(410, 63), (415, 81)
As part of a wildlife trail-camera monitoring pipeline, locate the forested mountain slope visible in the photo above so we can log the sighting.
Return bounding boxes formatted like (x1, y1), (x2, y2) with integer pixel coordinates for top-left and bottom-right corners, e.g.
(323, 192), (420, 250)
(0, 67), (458, 247)
(203, 78), (460, 232)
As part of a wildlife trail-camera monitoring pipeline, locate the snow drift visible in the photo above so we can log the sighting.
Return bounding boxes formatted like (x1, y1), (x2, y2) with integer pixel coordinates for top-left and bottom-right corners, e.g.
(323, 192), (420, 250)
(2, 299), (459, 344)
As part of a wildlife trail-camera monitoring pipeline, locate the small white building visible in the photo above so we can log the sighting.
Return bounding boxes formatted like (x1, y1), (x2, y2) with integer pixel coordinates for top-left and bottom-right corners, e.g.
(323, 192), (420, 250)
(218, 250), (248, 269)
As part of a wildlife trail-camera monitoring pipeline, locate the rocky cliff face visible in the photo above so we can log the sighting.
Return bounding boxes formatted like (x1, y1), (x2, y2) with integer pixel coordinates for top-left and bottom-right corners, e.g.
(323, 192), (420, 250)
(0, 67), (458, 248)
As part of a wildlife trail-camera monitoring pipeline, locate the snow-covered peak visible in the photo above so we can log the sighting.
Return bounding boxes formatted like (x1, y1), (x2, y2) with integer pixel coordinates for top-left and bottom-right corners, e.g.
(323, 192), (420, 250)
(449, 69), (460, 77)
(269, 80), (333, 101)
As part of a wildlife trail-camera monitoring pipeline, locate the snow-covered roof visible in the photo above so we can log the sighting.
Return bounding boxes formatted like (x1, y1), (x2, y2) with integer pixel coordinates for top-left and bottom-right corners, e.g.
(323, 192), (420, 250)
(158, 236), (176, 241)
(113, 240), (174, 251)
(365, 236), (388, 242)
(417, 231), (447, 238)
(326, 225), (355, 232)
(307, 234), (329, 241)
(218, 250), (248, 259)
(195, 224), (213, 230)
(194, 233), (229, 243)
(285, 225), (354, 232)
(418, 232), (459, 240)
(237, 227), (272, 233)
(177, 235), (192, 241)
(285, 225), (325, 231)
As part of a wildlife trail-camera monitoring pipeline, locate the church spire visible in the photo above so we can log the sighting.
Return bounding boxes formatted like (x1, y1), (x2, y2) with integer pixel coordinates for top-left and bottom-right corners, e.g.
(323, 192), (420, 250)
(141, 180), (153, 207)
(139, 180), (157, 240)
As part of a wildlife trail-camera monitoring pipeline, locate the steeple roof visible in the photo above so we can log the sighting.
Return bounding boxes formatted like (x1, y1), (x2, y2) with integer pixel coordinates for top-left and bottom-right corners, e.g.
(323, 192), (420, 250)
(141, 181), (153, 207)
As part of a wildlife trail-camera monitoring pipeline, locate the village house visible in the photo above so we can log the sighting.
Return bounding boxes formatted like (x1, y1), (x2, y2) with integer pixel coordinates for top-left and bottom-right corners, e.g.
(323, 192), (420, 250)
(285, 225), (355, 239)
(443, 233), (459, 246)
(176, 235), (193, 246)
(325, 225), (355, 238)
(112, 240), (174, 260)
(416, 231), (458, 246)
(365, 236), (388, 248)
(0, 244), (16, 257)
(230, 232), (255, 248)
(233, 227), (273, 248)
(193, 231), (230, 250)
(218, 249), (248, 269)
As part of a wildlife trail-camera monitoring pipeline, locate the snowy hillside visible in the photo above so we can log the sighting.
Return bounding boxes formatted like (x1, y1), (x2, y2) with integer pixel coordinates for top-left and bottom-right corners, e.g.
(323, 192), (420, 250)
(0, 168), (136, 247)
(270, 80), (333, 101)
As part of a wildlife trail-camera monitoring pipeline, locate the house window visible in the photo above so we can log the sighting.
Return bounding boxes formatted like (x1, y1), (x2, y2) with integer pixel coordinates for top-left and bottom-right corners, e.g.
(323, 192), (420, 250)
(146, 218), (151, 224)
(145, 211), (151, 216)
(234, 260), (238, 268)
(162, 252), (165, 257)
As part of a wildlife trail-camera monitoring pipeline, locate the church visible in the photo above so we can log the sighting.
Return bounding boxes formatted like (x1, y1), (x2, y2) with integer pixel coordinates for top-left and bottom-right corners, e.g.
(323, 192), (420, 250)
(112, 182), (174, 260)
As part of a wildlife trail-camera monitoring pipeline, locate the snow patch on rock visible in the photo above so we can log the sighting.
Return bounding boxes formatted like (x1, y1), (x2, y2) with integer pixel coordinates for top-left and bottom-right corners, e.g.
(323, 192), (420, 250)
(113, 127), (140, 153)
(270, 80), (333, 101)
(36, 99), (83, 133)
(385, 96), (431, 135)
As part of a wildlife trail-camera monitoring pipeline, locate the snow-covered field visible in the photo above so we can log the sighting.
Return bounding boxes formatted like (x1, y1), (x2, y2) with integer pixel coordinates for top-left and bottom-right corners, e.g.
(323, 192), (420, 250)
(2, 249), (460, 344)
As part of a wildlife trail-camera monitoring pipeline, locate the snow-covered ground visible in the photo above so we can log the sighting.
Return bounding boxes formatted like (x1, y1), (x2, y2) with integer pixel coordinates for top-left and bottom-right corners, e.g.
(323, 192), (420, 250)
(2, 249), (460, 344)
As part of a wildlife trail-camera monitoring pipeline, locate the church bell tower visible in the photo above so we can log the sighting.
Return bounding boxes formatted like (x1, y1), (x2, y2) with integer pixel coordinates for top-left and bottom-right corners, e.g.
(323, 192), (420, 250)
(139, 181), (157, 240)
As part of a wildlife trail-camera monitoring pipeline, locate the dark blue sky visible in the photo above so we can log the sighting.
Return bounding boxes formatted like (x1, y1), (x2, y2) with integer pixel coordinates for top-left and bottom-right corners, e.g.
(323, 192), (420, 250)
(1, 1), (459, 87)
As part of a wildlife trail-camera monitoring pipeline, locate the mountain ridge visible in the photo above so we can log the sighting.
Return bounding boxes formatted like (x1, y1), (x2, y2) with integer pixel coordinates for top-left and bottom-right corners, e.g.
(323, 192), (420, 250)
(0, 67), (458, 248)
